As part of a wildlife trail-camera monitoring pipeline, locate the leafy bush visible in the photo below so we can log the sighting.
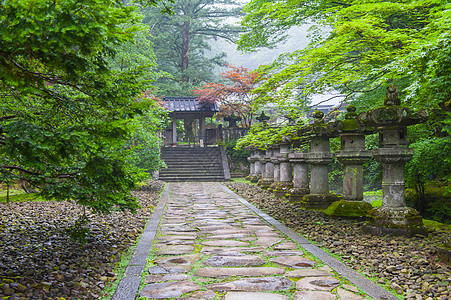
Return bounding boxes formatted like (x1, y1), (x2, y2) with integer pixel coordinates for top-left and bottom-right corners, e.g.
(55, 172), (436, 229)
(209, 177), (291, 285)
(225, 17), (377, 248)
(406, 182), (451, 224)
(405, 137), (451, 214)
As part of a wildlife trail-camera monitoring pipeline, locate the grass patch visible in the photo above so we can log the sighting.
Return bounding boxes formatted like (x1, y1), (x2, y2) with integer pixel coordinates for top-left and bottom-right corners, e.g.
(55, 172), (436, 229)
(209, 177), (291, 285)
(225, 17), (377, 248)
(99, 241), (139, 300)
(231, 177), (257, 185)
(0, 192), (46, 203)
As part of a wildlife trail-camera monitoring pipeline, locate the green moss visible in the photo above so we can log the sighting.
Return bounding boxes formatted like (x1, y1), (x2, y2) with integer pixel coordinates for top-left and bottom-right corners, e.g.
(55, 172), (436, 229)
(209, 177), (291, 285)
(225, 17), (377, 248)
(363, 190), (382, 207)
(324, 200), (373, 218)
(341, 119), (360, 131)
(422, 219), (451, 231)
(301, 193), (339, 209)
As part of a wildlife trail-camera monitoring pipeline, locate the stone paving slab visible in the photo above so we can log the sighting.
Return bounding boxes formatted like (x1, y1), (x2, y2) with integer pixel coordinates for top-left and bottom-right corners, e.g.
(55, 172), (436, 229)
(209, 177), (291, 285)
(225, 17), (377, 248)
(218, 183), (399, 300)
(203, 254), (265, 267)
(224, 292), (290, 300)
(115, 182), (398, 300)
(205, 277), (293, 292)
(194, 267), (285, 278)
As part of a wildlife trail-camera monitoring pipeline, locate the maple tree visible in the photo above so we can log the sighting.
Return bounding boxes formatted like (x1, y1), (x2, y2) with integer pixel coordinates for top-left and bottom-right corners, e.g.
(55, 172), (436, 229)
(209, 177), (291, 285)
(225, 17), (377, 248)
(192, 65), (259, 127)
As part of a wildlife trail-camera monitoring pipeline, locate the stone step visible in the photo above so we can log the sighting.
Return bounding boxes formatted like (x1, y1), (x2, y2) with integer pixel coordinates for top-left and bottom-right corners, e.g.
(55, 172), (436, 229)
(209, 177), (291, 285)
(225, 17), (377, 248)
(158, 176), (227, 182)
(161, 168), (224, 173)
(160, 172), (224, 177)
(159, 146), (226, 181)
(162, 159), (222, 164)
(162, 164), (222, 169)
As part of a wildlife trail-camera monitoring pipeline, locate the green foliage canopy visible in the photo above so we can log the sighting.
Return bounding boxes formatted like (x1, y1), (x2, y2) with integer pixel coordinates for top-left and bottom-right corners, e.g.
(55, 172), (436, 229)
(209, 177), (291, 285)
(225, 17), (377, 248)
(0, 0), (163, 213)
(238, 0), (451, 110)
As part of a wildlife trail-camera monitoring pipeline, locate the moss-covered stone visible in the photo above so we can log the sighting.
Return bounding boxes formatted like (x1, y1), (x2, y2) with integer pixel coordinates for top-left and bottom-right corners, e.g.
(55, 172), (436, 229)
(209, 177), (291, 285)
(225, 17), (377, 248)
(249, 175), (261, 183)
(301, 193), (339, 209)
(288, 187), (310, 202)
(273, 182), (293, 198)
(323, 200), (373, 218)
(363, 206), (428, 237)
(257, 178), (273, 190)
(438, 247), (451, 265)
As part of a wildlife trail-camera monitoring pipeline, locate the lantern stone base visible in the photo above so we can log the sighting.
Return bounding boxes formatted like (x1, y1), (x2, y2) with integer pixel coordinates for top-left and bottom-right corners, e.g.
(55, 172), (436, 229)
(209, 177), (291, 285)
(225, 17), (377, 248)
(258, 178), (274, 190)
(287, 188), (310, 202)
(363, 207), (427, 237)
(249, 175), (261, 183)
(301, 193), (339, 209)
(323, 200), (373, 218)
(272, 182), (294, 198)
(268, 182), (278, 192)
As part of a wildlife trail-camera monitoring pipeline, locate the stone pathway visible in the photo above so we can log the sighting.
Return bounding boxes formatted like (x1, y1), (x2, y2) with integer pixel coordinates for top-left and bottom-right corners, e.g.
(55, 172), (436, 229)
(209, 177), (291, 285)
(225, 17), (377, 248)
(114, 182), (398, 299)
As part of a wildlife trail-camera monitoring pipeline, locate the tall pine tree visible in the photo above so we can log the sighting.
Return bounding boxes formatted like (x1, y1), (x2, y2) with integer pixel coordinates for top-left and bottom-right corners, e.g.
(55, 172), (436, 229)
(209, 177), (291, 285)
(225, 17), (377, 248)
(141, 0), (242, 96)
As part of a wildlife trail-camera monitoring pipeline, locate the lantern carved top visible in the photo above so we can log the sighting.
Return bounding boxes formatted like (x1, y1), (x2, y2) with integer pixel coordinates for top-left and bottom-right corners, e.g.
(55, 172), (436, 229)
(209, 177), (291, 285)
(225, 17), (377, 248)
(358, 85), (428, 129)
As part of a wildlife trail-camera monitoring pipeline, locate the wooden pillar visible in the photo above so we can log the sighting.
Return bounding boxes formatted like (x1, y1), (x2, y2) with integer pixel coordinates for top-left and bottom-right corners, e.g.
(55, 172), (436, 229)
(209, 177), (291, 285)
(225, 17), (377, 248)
(199, 116), (206, 146)
(172, 116), (177, 146)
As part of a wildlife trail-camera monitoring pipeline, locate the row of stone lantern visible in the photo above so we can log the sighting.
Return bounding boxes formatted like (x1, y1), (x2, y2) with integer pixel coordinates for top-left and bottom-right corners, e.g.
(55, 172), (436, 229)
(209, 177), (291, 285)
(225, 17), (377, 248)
(245, 85), (429, 237)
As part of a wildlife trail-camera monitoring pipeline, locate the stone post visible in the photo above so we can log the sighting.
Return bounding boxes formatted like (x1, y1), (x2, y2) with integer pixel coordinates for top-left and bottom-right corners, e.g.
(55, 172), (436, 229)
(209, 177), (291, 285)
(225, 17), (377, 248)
(252, 150), (263, 183)
(246, 150), (257, 181)
(301, 111), (339, 209)
(288, 149), (309, 202)
(273, 143), (293, 198)
(359, 84), (429, 237)
(258, 149), (274, 189)
(269, 145), (281, 191)
(257, 151), (267, 185)
(325, 106), (373, 217)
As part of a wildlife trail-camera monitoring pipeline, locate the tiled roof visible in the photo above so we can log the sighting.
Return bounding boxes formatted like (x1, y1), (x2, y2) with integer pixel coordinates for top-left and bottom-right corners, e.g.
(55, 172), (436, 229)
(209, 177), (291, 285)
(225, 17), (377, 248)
(162, 97), (219, 113)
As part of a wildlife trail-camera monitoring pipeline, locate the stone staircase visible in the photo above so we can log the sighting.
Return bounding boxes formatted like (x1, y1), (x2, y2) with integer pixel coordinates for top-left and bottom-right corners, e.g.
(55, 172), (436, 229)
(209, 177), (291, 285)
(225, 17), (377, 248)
(159, 147), (229, 182)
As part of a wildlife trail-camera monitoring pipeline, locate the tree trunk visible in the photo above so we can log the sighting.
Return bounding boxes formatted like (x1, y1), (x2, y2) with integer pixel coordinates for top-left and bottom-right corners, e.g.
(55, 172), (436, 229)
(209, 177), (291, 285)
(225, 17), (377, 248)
(181, 20), (190, 82)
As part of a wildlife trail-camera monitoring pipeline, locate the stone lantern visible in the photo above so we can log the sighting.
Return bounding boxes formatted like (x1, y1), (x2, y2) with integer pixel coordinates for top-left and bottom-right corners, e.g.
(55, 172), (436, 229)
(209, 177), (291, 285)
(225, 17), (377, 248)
(258, 150), (267, 182)
(224, 114), (241, 128)
(286, 129), (310, 201)
(246, 150), (258, 181)
(269, 145), (281, 191)
(273, 142), (293, 198)
(288, 148), (310, 202)
(258, 148), (275, 189)
(325, 105), (374, 217)
(301, 110), (339, 209)
(256, 111), (270, 123)
(359, 84), (429, 237)
(251, 150), (264, 183)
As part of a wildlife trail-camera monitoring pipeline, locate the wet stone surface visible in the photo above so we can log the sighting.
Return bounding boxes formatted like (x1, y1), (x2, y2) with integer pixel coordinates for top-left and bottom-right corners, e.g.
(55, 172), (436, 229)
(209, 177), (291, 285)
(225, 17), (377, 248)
(293, 290), (337, 300)
(202, 254), (265, 267)
(206, 277), (293, 292)
(194, 267), (285, 278)
(224, 291), (290, 300)
(137, 183), (370, 299)
(226, 181), (451, 300)
(270, 256), (316, 269)
(295, 277), (341, 291)
(139, 281), (200, 298)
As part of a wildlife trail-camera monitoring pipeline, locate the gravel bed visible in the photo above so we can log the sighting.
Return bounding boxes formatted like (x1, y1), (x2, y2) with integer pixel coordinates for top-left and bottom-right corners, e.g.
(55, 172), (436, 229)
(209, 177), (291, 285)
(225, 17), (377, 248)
(0, 181), (164, 300)
(225, 182), (451, 300)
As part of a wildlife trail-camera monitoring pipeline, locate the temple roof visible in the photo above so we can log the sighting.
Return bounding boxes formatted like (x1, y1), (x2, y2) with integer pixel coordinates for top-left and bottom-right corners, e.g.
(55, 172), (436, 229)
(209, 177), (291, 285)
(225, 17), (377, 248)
(162, 97), (219, 115)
